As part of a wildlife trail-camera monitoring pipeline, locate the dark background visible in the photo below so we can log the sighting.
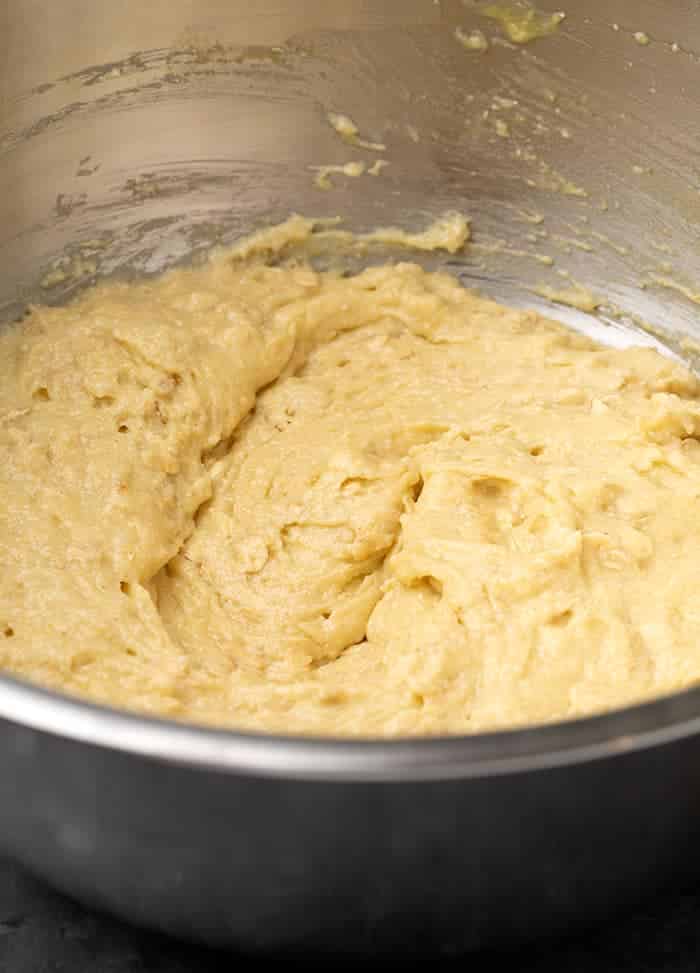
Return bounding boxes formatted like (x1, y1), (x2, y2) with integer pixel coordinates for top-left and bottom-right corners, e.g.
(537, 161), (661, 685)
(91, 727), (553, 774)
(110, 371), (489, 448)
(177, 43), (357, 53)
(1, 858), (699, 972)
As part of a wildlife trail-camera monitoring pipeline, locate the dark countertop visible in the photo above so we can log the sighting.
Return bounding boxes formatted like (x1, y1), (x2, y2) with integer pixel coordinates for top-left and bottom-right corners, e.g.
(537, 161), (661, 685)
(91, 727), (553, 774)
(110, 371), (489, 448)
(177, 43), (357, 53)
(1, 857), (699, 972)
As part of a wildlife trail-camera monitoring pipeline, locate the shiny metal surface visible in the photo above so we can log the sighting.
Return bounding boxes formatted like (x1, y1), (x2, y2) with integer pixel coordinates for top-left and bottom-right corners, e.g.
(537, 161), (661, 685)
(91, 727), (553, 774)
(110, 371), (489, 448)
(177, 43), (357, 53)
(3, 0), (700, 953)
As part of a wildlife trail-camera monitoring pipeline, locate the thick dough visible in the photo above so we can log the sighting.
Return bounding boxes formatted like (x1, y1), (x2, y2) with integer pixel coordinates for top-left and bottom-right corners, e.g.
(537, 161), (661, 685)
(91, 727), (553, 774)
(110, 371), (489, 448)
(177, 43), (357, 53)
(3, 218), (700, 736)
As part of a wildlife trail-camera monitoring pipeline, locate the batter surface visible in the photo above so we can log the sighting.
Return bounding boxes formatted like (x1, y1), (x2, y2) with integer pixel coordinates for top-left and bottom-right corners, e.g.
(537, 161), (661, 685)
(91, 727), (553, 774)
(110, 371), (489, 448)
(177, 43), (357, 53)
(3, 216), (700, 736)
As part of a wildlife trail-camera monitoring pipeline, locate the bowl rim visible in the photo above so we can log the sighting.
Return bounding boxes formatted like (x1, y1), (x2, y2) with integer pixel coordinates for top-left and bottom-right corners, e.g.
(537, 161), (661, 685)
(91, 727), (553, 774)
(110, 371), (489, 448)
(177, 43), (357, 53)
(1, 670), (699, 781)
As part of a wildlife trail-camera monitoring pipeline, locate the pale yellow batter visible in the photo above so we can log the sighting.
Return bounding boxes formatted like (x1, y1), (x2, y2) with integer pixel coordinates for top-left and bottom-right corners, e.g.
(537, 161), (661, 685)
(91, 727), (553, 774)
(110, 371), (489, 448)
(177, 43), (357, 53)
(3, 216), (700, 736)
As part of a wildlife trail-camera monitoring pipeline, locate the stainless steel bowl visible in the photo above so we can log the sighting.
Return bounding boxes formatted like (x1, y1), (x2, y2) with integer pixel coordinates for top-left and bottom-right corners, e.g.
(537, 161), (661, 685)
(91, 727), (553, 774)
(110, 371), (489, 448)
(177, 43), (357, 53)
(3, 0), (700, 954)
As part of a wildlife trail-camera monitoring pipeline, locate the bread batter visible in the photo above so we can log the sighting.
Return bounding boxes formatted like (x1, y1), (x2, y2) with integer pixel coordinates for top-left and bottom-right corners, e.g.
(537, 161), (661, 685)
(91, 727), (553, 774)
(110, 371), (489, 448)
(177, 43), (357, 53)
(3, 215), (700, 736)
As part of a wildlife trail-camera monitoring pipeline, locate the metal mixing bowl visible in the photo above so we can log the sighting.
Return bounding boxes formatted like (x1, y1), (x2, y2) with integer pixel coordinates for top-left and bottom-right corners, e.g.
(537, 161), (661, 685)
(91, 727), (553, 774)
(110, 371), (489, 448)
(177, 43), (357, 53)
(3, 0), (700, 954)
